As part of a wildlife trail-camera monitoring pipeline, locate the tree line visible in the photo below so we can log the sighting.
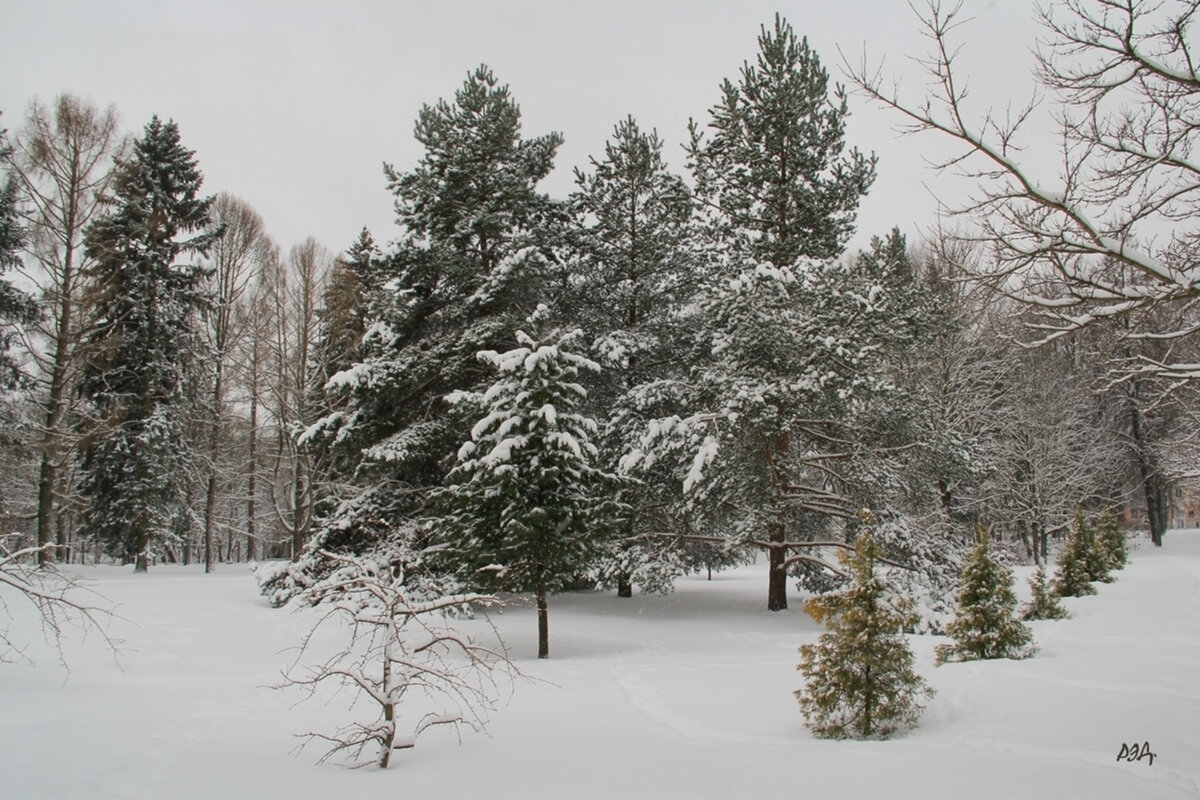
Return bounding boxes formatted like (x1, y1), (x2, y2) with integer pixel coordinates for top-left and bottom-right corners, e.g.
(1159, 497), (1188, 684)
(0, 5), (1196, 645)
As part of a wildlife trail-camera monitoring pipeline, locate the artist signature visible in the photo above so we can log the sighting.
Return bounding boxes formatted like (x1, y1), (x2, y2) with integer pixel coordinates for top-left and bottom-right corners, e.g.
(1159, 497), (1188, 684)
(1117, 741), (1156, 767)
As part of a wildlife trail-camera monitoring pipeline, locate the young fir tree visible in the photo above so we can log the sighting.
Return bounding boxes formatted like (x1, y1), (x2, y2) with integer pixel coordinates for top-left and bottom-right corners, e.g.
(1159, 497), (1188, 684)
(1052, 510), (1100, 598)
(77, 116), (217, 571)
(434, 306), (619, 659)
(1021, 564), (1069, 621)
(935, 526), (1036, 664)
(1095, 510), (1128, 572)
(796, 513), (934, 740)
(567, 116), (699, 597)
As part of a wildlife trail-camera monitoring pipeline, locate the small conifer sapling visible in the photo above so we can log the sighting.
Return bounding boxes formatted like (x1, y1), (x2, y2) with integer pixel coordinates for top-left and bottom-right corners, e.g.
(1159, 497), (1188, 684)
(1095, 510), (1128, 572)
(1053, 510), (1100, 598)
(1021, 565), (1069, 621)
(936, 526), (1036, 664)
(796, 512), (934, 740)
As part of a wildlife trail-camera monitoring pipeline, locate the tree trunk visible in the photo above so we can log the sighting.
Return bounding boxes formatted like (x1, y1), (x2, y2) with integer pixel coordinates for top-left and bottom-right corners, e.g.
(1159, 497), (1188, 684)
(617, 574), (632, 598)
(537, 586), (549, 659)
(35, 459), (57, 568)
(246, 379), (259, 561)
(203, 472), (217, 573)
(1144, 469), (1168, 547)
(767, 524), (788, 611)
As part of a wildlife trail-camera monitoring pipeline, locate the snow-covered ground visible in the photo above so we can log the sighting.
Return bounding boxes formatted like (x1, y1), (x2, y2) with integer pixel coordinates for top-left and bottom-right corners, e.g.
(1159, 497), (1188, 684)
(2, 531), (1198, 800)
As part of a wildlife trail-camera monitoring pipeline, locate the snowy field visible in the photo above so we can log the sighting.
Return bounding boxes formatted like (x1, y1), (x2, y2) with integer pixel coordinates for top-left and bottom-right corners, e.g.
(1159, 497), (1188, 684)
(2, 531), (1198, 800)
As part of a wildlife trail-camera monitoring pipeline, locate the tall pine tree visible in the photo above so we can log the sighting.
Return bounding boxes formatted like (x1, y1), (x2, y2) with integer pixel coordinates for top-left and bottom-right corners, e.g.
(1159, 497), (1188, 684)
(77, 116), (217, 571)
(628, 16), (892, 611)
(567, 116), (699, 596)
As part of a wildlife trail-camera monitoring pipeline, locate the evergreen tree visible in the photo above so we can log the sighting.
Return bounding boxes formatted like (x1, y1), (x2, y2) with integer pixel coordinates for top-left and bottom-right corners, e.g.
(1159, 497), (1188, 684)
(287, 67), (564, 601)
(1052, 510), (1100, 598)
(1021, 564), (1069, 621)
(935, 527), (1036, 664)
(566, 116), (698, 596)
(1095, 509), (1128, 572)
(0, 119), (39, 389)
(686, 13), (875, 266)
(630, 16), (899, 612)
(796, 513), (933, 740)
(433, 306), (619, 659)
(77, 116), (217, 571)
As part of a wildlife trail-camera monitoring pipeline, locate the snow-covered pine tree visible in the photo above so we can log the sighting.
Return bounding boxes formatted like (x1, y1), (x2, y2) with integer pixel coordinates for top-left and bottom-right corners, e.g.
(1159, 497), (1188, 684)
(1095, 510), (1128, 572)
(1021, 564), (1069, 621)
(434, 306), (619, 659)
(686, 13), (875, 266)
(77, 116), (218, 571)
(566, 116), (699, 597)
(630, 16), (916, 612)
(796, 512), (933, 740)
(1052, 510), (1100, 598)
(279, 67), (563, 602)
(935, 526), (1036, 664)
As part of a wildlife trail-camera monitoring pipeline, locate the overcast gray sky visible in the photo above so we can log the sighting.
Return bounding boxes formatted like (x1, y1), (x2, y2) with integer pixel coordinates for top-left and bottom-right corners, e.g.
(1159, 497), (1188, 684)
(2, 0), (1039, 257)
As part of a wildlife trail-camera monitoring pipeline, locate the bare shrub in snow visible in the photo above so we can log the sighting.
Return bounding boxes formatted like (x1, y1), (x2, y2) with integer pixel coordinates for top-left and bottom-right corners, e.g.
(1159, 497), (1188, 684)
(279, 550), (517, 768)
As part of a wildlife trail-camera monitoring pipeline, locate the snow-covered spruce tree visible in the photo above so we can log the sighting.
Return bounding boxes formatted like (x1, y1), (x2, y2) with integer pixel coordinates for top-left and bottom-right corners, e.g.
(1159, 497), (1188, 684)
(273, 66), (562, 602)
(0, 120), (40, 390)
(935, 526), (1035, 665)
(281, 544), (514, 768)
(565, 116), (700, 597)
(77, 116), (217, 571)
(1095, 510), (1128, 572)
(1052, 510), (1100, 598)
(1021, 564), (1069, 621)
(796, 513), (933, 740)
(433, 306), (620, 659)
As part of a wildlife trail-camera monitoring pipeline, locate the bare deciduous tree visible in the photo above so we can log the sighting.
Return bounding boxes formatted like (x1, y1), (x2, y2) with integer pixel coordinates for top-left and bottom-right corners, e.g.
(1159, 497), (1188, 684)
(7, 95), (125, 567)
(845, 0), (1200, 382)
(279, 550), (516, 768)
(200, 194), (274, 572)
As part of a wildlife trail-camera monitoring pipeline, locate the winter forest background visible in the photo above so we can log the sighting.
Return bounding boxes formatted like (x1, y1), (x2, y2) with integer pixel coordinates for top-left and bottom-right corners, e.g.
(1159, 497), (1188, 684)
(1, 0), (1199, 794)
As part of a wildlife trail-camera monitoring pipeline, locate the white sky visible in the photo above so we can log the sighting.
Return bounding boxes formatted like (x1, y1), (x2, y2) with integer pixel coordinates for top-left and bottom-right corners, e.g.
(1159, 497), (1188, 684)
(2, 0), (1040, 258)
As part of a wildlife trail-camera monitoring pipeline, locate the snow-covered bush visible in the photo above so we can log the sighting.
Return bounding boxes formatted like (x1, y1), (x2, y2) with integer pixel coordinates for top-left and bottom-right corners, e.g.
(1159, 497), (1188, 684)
(796, 516), (934, 740)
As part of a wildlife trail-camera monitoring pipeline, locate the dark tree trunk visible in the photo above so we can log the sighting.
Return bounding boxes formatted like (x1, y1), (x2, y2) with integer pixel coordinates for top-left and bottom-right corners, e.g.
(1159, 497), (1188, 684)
(1144, 470), (1168, 547)
(1130, 400), (1167, 547)
(203, 472), (217, 573)
(767, 526), (788, 611)
(537, 586), (549, 659)
(35, 460), (57, 567)
(617, 574), (632, 598)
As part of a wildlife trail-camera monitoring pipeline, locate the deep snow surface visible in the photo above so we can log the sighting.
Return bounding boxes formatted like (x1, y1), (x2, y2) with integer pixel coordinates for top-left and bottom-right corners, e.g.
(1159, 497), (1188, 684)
(2, 531), (1198, 799)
